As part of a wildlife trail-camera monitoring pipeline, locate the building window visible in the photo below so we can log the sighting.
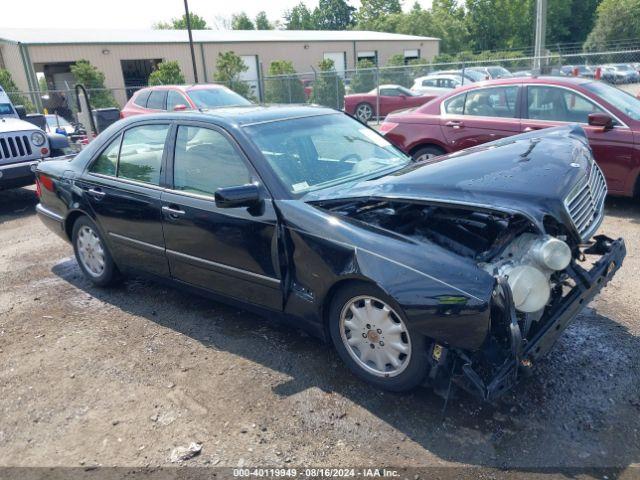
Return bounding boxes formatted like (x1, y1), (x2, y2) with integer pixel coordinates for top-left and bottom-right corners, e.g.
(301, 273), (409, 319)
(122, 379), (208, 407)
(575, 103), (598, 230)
(357, 51), (377, 66)
(403, 49), (420, 64)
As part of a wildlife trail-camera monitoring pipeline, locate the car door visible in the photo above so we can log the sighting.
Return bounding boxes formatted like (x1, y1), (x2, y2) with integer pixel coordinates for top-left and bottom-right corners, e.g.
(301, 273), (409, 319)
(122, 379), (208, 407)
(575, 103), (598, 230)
(145, 90), (167, 113)
(439, 85), (522, 150)
(522, 84), (635, 194)
(160, 122), (281, 310)
(378, 88), (408, 116)
(79, 122), (171, 276)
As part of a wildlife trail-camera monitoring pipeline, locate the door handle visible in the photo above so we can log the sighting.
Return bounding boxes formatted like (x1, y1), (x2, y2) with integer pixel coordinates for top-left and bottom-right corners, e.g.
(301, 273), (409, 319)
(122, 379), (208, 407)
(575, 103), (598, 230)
(445, 121), (463, 129)
(162, 205), (186, 218)
(87, 187), (106, 200)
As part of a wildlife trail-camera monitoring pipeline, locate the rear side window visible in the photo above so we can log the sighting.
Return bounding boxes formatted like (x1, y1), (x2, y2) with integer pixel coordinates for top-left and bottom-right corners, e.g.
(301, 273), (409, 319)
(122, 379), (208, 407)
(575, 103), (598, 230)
(146, 91), (166, 110)
(117, 124), (170, 185)
(464, 86), (518, 118)
(133, 90), (151, 108)
(89, 136), (120, 176)
(444, 93), (466, 114)
(173, 126), (251, 196)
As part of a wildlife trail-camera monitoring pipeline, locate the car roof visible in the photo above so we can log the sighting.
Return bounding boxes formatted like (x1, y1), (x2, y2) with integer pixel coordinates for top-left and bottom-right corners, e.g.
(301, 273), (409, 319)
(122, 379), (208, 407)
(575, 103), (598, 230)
(450, 75), (595, 92)
(137, 83), (228, 94)
(118, 104), (339, 127)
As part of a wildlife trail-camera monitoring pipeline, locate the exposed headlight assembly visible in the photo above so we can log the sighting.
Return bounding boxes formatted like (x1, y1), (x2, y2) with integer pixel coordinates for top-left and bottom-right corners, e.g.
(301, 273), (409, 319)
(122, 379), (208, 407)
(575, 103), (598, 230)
(31, 131), (46, 147)
(485, 234), (572, 314)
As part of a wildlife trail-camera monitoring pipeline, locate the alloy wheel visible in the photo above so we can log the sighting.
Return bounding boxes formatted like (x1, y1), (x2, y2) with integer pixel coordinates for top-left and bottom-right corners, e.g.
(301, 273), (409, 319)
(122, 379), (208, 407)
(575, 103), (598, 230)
(339, 295), (411, 377)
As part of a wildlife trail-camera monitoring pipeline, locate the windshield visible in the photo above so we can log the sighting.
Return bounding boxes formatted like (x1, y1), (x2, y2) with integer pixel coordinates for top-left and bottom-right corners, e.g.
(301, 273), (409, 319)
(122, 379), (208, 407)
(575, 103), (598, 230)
(461, 69), (486, 82)
(46, 115), (71, 127)
(0, 103), (14, 115)
(187, 88), (251, 109)
(584, 81), (640, 121)
(245, 114), (411, 196)
(614, 64), (633, 71)
(488, 66), (512, 77)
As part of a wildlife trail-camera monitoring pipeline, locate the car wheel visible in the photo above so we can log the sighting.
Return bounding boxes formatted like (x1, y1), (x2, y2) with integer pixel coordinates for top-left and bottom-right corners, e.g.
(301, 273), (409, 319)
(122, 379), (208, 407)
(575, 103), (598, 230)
(72, 216), (120, 287)
(355, 103), (374, 123)
(329, 282), (430, 392)
(412, 145), (445, 163)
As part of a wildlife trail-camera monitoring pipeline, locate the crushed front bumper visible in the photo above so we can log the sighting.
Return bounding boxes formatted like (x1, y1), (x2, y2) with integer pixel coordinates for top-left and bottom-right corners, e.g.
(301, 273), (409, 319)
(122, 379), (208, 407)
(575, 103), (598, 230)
(458, 235), (626, 402)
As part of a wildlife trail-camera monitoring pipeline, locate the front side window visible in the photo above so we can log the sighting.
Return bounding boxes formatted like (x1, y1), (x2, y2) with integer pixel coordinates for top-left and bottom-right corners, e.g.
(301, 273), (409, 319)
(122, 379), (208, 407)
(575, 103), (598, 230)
(173, 126), (251, 196)
(117, 124), (170, 185)
(464, 86), (518, 118)
(245, 114), (410, 196)
(89, 135), (120, 176)
(527, 86), (605, 123)
(443, 93), (466, 115)
(167, 90), (190, 111)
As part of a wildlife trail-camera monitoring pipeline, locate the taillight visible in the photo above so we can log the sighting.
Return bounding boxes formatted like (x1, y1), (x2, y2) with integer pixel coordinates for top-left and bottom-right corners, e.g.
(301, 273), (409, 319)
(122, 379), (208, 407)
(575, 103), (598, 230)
(119, 111), (125, 119)
(379, 122), (399, 135)
(39, 174), (54, 192)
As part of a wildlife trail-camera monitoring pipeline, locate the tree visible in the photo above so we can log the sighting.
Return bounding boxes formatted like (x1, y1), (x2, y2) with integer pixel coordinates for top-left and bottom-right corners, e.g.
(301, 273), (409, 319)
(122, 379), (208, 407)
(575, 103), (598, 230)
(70, 60), (118, 108)
(148, 61), (185, 86)
(264, 60), (306, 104)
(313, 0), (355, 30)
(356, 0), (402, 29)
(255, 11), (273, 30)
(311, 58), (345, 109)
(379, 54), (413, 88)
(0, 69), (34, 111)
(232, 12), (255, 30)
(213, 52), (252, 99)
(350, 59), (377, 93)
(154, 13), (208, 29)
(284, 2), (315, 29)
(584, 0), (640, 51)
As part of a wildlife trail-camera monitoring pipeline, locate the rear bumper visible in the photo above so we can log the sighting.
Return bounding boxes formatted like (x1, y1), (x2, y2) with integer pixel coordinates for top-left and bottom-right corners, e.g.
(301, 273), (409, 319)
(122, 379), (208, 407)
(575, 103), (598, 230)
(0, 160), (39, 189)
(459, 235), (626, 401)
(36, 203), (67, 240)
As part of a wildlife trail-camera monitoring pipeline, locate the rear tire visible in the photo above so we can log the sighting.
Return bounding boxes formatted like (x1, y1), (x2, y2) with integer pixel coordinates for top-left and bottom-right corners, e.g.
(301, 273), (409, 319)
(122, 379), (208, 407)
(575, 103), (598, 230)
(72, 216), (121, 287)
(355, 102), (374, 123)
(412, 145), (445, 163)
(328, 282), (430, 392)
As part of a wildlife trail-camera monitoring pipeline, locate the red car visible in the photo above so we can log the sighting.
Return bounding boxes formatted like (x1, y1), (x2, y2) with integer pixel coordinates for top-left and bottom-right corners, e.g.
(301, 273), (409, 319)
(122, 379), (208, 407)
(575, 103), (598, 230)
(344, 85), (437, 122)
(121, 84), (251, 118)
(381, 77), (640, 197)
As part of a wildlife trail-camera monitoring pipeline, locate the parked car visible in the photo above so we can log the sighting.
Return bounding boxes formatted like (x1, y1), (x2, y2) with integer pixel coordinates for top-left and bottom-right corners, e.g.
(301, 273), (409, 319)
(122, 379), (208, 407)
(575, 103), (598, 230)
(411, 74), (462, 96)
(467, 66), (513, 79)
(44, 114), (89, 145)
(434, 69), (486, 84)
(600, 64), (639, 84)
(344, 85), (436, 122)
(121, 84), (251, 118)
(560, 65), (595, 78)
(34, 106), (625, 400)
(0, 87), (69, 191)
(511, 70), (533, 77)
(381, 77), (640, 197)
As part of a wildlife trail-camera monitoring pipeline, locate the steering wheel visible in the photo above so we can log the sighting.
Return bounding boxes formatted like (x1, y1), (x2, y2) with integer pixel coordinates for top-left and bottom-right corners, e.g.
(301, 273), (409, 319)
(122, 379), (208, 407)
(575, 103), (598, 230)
(340, 153), (362, 163)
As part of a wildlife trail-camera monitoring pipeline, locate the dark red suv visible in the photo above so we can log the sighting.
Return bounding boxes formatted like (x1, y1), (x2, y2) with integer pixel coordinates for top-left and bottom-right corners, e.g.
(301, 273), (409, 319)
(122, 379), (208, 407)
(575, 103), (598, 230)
(380, 77), (640, 197)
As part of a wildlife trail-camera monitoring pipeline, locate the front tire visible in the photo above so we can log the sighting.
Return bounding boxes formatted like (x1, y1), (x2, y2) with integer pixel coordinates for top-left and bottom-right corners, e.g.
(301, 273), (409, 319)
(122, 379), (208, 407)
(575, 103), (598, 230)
(72, 216), (120, 287)
(329, 282), (430, 392)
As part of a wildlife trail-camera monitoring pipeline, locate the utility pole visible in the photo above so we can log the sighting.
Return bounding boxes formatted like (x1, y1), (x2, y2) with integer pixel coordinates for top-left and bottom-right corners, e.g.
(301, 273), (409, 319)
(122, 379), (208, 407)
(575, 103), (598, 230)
(533, 0), (547, 73)
(184, 0), (199, 83)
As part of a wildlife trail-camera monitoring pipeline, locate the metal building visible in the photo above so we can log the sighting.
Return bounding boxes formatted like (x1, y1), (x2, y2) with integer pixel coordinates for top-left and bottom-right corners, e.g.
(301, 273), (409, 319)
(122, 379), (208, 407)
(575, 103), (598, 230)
(0, 28), (439, 106)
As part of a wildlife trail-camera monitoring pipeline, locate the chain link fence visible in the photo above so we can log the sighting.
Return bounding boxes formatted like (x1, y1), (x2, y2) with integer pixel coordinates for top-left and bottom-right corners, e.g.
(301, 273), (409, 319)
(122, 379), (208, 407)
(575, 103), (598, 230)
(8, 49), (640, 129)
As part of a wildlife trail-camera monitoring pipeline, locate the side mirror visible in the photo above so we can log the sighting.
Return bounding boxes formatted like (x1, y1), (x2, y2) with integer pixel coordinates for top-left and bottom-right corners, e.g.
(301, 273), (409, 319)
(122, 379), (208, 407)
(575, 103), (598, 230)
(173, 104), (188, 111)
(588, 112), (614, 130)
(215, 183), (260, 209)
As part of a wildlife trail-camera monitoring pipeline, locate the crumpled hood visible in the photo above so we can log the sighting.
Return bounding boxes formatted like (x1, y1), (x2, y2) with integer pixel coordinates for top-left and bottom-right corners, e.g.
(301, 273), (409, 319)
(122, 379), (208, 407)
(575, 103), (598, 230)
(308, 125), (591, 230)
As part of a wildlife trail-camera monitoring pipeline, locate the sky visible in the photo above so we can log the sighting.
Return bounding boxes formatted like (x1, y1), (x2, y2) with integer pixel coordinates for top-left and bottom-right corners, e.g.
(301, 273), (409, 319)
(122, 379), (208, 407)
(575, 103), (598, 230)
(0, 0), (432, 29)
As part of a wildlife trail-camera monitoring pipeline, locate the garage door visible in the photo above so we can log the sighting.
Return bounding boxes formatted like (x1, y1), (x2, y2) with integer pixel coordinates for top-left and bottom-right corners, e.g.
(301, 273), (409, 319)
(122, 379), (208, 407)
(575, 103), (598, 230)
(323, 52), (346, 75)
(240, 55), (260, 100)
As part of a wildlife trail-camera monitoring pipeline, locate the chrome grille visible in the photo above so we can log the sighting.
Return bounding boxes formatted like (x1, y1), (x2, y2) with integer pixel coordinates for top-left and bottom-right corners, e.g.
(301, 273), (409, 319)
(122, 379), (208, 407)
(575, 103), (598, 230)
(0, 133), (36, 162)
(564, 160), (607, 242)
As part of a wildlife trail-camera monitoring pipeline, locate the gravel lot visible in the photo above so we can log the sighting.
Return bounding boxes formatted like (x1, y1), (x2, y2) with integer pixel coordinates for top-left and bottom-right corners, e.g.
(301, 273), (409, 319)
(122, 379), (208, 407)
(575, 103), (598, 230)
(0, 186), (639, 473)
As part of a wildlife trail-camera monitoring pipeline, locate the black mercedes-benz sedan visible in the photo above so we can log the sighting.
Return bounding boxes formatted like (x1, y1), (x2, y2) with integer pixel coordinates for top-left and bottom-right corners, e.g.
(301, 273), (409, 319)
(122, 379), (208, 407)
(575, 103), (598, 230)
(35, 106), (625, 400)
